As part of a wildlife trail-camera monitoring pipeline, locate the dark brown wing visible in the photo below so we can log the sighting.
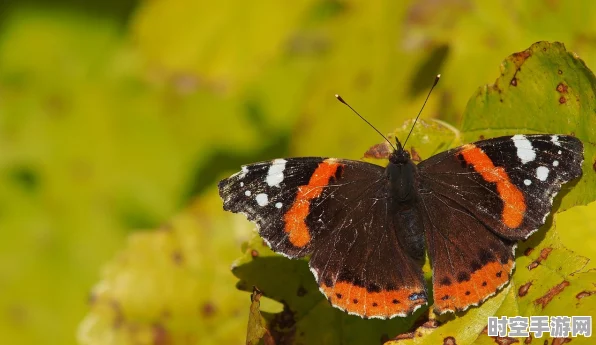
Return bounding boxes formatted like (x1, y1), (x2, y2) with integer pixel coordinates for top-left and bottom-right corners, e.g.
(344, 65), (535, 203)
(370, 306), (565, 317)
(417, 134), (583, 241)
(418, 190), (516, 313)
(219, 157), (427, 318)
(416, 134), (582, 313)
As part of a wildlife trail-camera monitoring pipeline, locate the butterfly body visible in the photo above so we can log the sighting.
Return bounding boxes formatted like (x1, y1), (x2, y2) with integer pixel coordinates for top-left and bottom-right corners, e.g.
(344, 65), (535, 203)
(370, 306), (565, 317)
(219, 134), (583, 319)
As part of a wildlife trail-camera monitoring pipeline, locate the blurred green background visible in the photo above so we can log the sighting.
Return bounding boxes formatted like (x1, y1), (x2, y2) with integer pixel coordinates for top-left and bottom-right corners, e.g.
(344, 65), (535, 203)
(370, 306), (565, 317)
(1, 1), (596, 344)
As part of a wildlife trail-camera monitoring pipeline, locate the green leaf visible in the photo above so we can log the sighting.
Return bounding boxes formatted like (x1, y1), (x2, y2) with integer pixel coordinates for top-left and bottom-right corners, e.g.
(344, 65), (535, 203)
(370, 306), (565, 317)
(78, 195), (249, 345)
(247, 287), (273, 345)
(461, 41), (596, 210)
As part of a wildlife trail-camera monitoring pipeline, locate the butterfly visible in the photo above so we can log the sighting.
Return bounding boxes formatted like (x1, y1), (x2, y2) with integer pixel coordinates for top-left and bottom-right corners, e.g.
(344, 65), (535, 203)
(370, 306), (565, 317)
(218, 79), (583, 319)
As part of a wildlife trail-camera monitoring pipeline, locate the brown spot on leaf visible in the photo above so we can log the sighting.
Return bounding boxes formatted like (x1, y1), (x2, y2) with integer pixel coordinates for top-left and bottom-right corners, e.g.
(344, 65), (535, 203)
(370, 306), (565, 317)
(172, 251), (184, 265)
(410, 147), (422, 162)
(395, 332), (416, 340)
(559, 96), (567, 104)
(493, 336), (519, 345)
(556, 82), (568, 93)
(443, 336), (457, 345)
(524, 247), (534, 256)
(558, 69), (563, 75)
(552, 338), (572, 345)
(534, 280), (570, 309)
(422, 319), (439, 329)
(592, 159), (596, 172)
(527, 247), (553, 270)
(512, 50), (532, 65)
(251, 249), (259, 258)
(363, 142), (392, 159)
(479, 135), (485, 140)
(524, 334), (532, 344)
(576, 290), (596, 300)
(511, 78), (518, 86)
(297, 285), (307, 297)
(518, 281), (533, 297)
(201, 302), (216, 317)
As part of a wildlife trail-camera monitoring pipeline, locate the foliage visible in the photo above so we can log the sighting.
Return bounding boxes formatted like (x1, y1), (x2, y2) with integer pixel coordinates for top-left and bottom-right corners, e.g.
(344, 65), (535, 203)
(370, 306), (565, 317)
(2, 2), (596, 345)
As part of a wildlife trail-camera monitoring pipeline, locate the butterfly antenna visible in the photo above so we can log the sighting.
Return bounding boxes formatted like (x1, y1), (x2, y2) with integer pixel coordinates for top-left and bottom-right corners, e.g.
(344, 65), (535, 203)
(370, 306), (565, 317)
(335, 94), (396, 150)
(402, 74), (441, 148)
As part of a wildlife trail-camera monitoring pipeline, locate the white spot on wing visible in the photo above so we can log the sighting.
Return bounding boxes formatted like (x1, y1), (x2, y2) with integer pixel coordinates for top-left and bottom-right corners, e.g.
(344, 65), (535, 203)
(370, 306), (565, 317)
(536, 166), (549, 181)
(558, 150), (562, 154)
(256, 193), (269, 206)
(240, 182), (244, 187)
(512, 135), (536, 164)
(245, 190), (251, 196)
(265, 159), (287, 187)
(524, 179), (531, 186)
(553, 160), (559, 167)
(275, 202), (282, 209)
(239, 166), (248, 179)
(551, 135), (561, 146)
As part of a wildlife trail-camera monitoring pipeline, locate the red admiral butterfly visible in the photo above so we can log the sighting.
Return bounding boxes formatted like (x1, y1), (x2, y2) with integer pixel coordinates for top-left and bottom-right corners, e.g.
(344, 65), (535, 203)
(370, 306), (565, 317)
(218, 76), (583, 319)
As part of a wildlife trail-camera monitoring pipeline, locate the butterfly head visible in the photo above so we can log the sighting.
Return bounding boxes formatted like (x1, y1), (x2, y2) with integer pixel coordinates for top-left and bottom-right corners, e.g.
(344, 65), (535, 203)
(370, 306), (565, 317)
(389, 138), (410, 165)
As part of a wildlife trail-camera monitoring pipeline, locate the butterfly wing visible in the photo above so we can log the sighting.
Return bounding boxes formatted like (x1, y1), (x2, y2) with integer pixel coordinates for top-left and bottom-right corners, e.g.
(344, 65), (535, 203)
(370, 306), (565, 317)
(418, 191), (516, 313)
(417, 134), (583, 241)
(219, 157), (427, 318)
(417, 134), (583, 313)
(308, 187), (428, 319)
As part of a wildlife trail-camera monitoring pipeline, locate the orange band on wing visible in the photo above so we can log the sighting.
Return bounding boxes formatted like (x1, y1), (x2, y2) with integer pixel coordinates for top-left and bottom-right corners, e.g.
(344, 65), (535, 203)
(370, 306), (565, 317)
(283, 159), (342, 247)
(434, 259), (514, 312)
(321, 281), (426, 318)
(460, 144), (526, 228)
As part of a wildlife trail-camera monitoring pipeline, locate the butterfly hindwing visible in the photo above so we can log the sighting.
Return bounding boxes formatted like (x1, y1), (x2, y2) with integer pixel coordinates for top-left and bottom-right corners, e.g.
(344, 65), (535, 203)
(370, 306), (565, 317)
(419, 191), (516, 313)
(308, 182), (428, 319)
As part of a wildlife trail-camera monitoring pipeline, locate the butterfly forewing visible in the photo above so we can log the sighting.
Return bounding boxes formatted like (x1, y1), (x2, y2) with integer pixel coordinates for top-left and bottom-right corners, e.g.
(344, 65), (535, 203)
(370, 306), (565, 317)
(417, 134), (583, 240)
